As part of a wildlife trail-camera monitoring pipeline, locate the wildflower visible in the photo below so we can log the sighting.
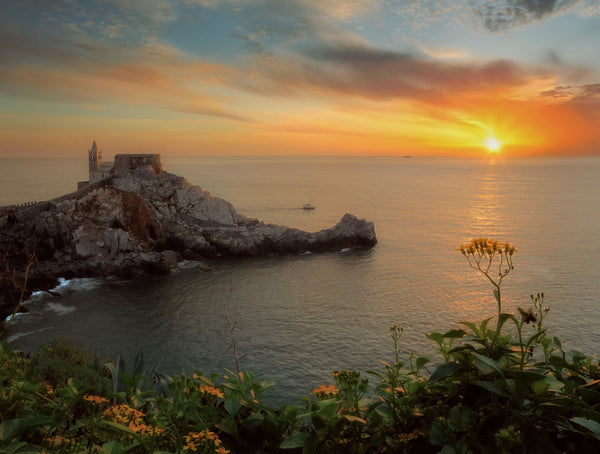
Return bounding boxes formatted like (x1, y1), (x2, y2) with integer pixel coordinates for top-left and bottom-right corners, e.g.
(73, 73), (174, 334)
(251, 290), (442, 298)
(83, 394), (110, 405)
(103, 404), (145, 425)
(183, 430), (229, 453)
(128, 423), (165, 438)
(198, 385), (224, 399)
(312, 384), (341, 400)
(398, 429), (422, 444)
(459, 238), (517, 317)
(518, 307), (536, 324)
(44, 435), (75, 447)
(42, 384), (54, 397)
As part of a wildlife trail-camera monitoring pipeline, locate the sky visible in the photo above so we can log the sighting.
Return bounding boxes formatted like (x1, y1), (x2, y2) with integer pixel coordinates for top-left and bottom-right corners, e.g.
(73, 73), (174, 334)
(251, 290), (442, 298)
(1, 0), (599, 158)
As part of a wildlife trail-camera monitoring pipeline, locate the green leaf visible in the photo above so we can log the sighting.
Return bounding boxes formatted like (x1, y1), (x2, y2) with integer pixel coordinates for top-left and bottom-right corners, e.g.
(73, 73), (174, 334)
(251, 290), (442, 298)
(315, 399), (340, 419)
(531, 379), (549, 395)
(416, 356), (430, 370)
(216, 417), (239, 438)
(0, 441), (33, 454)
(554, 336), (562, 350)
(426, 332), (444, 345)
(441, 444), (458, 454)
(280, 432), (309, 449)
(0, 416), (53, 443)
(543, 374), (565, 393)
(571, 417), (600, 440)
(459, 321), (481, 337)
(497, 313), (515, 331)
(224, 397), (241, 417)
(429, 362), (461, 383)
(343, 415), (366, 424)
(429, 420), (446, 446)
(472, 353), (505, 377)
(243, 412), (265, 429)
(365, 370), (385, 380)
(303, 429), (319, 454)
(479, 317), (492, 331)
(448, 405), (474, 431)
(443, 329), (467, 339)
(98, 440), (140, 454)
(101, 421), (137, 438)
(476, 381), (509, 398)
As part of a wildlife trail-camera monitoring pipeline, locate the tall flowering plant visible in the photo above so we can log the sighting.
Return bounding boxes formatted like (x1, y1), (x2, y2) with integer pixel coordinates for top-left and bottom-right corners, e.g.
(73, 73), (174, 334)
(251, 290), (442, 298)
(458, 238), (516, 318)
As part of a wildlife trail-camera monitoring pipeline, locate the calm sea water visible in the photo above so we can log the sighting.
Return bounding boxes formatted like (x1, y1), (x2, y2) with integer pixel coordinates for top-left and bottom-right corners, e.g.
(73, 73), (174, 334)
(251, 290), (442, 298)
(3, 155), (600, 403)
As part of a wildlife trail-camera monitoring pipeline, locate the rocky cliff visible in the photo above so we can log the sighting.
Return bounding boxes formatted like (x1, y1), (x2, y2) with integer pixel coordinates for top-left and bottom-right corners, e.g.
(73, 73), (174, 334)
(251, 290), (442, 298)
(1, 164), (376, 319)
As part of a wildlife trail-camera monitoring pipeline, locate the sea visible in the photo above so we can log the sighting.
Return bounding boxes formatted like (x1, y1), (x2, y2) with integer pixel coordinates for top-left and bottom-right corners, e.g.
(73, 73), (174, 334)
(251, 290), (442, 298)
(2, 155), (600, 404)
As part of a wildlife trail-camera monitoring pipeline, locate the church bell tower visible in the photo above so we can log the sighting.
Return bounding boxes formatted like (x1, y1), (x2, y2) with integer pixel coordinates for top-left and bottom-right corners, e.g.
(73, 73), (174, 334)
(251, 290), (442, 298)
(88, 140), (102, 172)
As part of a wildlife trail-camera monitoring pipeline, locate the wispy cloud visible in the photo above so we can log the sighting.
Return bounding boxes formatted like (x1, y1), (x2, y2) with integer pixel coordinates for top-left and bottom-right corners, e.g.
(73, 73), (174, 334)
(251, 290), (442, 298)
(242, 38), (537, 103)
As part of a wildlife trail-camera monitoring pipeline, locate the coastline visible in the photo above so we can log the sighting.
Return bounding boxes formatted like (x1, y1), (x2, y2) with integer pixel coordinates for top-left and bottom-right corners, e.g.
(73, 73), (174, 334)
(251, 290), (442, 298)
(1, 162), (377, 327)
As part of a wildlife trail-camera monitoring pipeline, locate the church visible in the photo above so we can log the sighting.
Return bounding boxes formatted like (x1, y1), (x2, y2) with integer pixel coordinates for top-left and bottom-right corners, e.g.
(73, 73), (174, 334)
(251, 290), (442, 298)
(77, 141), (162, 189)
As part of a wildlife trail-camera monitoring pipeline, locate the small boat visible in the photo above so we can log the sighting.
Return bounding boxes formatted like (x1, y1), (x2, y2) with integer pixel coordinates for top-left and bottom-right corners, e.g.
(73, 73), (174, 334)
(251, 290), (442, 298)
(302, 203), (315, 210)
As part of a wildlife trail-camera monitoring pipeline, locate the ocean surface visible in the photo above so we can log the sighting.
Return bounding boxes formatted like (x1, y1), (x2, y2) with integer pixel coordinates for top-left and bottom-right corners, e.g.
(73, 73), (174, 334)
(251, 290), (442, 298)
(2, 155), (600, 404)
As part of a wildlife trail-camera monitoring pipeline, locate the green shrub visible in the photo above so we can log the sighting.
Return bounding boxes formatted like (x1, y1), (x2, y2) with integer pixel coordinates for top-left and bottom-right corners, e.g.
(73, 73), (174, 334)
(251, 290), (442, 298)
(2, 238), (600, 453)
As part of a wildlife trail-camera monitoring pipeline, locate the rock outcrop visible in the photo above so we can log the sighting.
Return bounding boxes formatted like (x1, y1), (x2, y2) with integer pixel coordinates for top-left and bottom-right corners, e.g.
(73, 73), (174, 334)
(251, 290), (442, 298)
(0, 164), (377, 319)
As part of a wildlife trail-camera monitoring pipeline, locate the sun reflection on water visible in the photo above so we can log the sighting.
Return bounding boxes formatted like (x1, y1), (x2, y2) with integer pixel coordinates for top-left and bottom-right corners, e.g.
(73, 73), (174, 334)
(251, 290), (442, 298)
(468, 171), (504, 235)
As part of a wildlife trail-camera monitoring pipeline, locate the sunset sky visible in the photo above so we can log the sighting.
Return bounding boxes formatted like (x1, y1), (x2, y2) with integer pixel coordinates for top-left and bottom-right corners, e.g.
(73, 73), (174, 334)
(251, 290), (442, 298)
(1, 0), (599, 157)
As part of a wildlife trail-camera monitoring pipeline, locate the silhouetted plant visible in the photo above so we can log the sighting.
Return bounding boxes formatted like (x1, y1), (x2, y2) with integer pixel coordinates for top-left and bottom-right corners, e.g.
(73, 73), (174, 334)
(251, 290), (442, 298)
(0, 243), (37, 338)
(458, 238), (516, 318)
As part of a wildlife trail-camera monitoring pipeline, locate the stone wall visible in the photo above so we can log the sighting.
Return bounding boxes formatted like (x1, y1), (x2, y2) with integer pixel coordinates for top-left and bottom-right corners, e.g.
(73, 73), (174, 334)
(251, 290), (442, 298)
(114, 154), (162, 176)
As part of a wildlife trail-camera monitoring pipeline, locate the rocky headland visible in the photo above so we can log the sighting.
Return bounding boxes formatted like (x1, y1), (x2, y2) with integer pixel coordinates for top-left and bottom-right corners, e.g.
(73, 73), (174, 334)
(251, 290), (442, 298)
(0, 164), (376, 320)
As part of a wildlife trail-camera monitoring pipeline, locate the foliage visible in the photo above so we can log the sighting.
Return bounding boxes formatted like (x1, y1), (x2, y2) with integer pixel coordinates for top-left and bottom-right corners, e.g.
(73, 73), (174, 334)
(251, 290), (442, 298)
(2, 238), (600, 452)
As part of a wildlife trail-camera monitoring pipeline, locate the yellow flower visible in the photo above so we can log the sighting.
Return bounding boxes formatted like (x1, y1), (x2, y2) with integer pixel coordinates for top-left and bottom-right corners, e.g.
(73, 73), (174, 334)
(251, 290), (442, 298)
(44, 435), (75, 447)
(198, 385), (225, 399)
(83, 394), (109, 405)
(128, 423), (165, 438)
(42, 384), (54, 396)
(183, 430), (228, 453)
(311, 384), (341, 400)
(103, 404), (145, 425)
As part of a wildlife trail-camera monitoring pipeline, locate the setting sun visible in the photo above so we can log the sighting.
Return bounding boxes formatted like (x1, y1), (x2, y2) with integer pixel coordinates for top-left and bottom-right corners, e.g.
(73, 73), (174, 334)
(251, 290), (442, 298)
(485, 137), (502, 153)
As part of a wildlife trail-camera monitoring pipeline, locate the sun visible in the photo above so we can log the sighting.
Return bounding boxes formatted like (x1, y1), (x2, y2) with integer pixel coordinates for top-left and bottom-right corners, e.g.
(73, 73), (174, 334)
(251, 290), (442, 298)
(485, 136), (502, 153)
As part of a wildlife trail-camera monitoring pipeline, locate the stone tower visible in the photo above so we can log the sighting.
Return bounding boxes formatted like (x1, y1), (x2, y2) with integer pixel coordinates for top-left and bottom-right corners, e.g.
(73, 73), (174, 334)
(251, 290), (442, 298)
(88, 140), (102, 172)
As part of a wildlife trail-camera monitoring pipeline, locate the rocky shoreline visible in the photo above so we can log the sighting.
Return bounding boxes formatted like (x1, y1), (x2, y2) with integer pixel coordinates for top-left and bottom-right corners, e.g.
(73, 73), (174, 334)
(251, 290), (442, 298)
(1, 164), (377, 322)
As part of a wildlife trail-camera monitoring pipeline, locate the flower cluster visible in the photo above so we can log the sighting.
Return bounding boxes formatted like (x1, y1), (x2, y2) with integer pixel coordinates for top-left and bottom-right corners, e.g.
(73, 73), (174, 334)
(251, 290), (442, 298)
(42, 384), (54, 397)
(83, 394), (109, 405)
(128, 422), (165, 438)
(183, 430), (229, 453)
(198, 385), (224, 399)
(312, 384), (341, 400)
(458, 238), (517, 298)
(458, 238), (516, 258)
(44, 435), (75, 448)
(103, 404), (145, 425)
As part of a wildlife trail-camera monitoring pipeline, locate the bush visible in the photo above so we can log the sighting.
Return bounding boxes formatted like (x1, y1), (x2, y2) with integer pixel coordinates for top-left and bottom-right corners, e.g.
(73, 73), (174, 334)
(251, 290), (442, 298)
(2, 239), (600, 453)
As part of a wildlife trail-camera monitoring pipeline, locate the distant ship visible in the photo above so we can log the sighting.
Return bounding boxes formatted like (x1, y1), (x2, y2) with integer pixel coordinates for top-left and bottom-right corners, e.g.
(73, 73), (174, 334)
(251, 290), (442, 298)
(403, 155), (412, 158)
(303, 203), (315, 210)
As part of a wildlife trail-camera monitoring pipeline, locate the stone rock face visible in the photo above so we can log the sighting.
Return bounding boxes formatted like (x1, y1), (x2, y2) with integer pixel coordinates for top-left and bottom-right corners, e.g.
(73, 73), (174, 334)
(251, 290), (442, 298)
(0, 164), (376, 319)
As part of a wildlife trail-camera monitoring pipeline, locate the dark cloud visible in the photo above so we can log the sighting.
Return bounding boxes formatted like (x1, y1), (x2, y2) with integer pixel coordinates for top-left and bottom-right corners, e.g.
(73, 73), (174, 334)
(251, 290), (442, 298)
(540, 85), (574, 98)
(541, 82), (600, 99)
(470, 0), (580, 32)
(581, 83), (600, 96)
(255, 40), (533, 102)
(540, 83), (600, 123)
(305, 44), (414, 64)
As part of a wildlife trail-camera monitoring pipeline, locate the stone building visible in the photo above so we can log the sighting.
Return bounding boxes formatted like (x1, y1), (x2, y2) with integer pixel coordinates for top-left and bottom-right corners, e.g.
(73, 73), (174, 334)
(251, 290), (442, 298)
(77, 141), (162, 189)
(89, 141), (114, 184)
(114, 154), (162, 176)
